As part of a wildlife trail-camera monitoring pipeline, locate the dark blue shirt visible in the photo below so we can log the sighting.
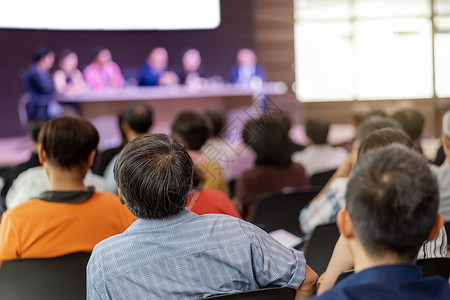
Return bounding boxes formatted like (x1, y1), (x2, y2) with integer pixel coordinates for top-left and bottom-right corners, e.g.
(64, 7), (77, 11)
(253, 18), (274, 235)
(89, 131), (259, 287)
(310, 265), (450, 300)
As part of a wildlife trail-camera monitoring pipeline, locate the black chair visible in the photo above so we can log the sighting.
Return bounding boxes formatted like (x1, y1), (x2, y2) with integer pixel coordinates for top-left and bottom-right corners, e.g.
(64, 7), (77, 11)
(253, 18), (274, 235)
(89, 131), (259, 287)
(204, 287), (296, 299)
(310, 169), (336, 187)
(302, 223), (340, 276)
(248, 186), (321, 237)
(444, 221), (450, 246)
(333, 270), (354, 286)
(416, 257), (450, 279)
(0, 252), (91, 300)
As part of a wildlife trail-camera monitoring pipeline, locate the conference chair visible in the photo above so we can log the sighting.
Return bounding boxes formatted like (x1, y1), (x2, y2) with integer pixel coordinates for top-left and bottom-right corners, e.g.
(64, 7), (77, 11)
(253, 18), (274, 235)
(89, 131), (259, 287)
(204, 287), (296, 299)
(302, 222), (340, 276)
(248, 186), (321, 237)
(0, 252), (91, 300)
(310, 169), (336, 187)
(416, 257), (450, 279)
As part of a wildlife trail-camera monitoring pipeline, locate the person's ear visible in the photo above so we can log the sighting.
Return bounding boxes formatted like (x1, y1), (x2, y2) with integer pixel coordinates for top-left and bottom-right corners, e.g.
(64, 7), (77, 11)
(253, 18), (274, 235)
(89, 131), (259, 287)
(427, 213), (445, 241)
(37, 143), (46, 164)
(87, 150), (96, 167)
(117, 189), (125, 205)
(337, 209), (355, 240)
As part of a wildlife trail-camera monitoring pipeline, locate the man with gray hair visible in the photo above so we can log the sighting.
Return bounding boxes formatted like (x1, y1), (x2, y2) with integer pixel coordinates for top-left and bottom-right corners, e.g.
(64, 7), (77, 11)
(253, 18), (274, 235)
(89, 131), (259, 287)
(87, 134), (317, 300)
(430, 109), (450, 221)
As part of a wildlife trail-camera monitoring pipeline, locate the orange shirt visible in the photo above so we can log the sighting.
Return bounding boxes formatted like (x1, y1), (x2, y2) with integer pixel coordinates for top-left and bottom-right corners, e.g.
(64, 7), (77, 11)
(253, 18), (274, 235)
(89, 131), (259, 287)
(0, 192), (134, 261)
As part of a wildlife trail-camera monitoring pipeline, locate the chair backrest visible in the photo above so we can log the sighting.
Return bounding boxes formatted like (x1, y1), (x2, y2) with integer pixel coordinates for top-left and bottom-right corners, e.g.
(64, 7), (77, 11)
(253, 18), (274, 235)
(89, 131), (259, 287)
(444, 221), (450, 246)
(310, 169), (336, 187)
(416, 257), (450, 279)
(0, 252), (91, 300)
(302, 223), (340, 276)
(249, 186), (321, 237)
(204, 287), (296, 299)
(333, 269), (354, 286)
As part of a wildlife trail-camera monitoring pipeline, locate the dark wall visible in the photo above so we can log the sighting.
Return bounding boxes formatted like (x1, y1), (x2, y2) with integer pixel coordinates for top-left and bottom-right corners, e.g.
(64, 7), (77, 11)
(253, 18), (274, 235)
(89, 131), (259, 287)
(0, 0), (254, 137)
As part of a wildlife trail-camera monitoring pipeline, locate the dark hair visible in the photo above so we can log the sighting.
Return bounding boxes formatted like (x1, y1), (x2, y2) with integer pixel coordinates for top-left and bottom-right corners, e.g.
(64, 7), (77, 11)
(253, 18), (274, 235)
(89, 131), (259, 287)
(172, 111), (209, 150)
(38, 116), (99, 169)
(28, 121), (45, 143)
(242, 116), (291, 168)
(346, 144), (439, 261)
(357, 127), (414, 160)
(32, 46), (53, 63)
(392, 109), (425, 141)
(355, 116), (403, 145)
(113, 134), (194, 219)
(305, 116), (329, 145)
(204, 109), (225, 137)
(59, 49), (75, 61)
(90, 46), (107, 62)
(122, 102), (154, 134)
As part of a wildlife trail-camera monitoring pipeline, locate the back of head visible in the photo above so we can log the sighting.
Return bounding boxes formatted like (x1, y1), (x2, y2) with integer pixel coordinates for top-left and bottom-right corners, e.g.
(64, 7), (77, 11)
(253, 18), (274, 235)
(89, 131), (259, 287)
(242, 116), (291, 168)
(28, 121), (45, 144)
(357, 127), (414, 160)
(305, 116), (329, 145)
(355, 116), (403, 145)
(204, 109), (226, 137)
(392, 109), (425, 142)
(122, 102), (154, 134)
(172, 111), (209, 150)
(39, 116), (99, 169)
(113, 134), (194, 219)
(346, 144), (439, 261)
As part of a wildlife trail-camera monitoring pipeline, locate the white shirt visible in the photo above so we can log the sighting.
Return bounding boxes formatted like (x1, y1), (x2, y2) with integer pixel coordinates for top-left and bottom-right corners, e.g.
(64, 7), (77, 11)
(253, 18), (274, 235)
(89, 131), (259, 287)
(292, 144), (348, 177)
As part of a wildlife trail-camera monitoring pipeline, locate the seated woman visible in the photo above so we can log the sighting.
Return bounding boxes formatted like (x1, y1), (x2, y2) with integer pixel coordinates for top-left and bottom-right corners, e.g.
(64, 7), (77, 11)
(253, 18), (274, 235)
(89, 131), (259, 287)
(172, 110), (229, 196)
(187, 166), (241, 218)
(53, 49), (86, 96)
(83, 46), (125, 89)
(235, 116), (310, 220)
(177, 48), (207, 88)
(0, 116), (134, 262)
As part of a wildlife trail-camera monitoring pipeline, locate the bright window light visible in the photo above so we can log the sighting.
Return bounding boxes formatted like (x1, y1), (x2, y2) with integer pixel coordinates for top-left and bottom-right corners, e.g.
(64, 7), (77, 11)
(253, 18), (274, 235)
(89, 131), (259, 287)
(0, 0), (221, 30)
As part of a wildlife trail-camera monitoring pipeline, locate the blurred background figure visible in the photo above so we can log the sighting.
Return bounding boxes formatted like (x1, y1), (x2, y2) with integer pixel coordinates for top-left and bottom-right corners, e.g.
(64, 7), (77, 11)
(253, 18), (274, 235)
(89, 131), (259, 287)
(392, 108), (425, 155)
(235, 116), (310, 220)
(23, 46), (62, 121)
(83, 46), (125, 90)
(292, 116), (348, 178)
(229, 48), (266, 87)
(53, 49), (86, 96)
(178, 48), (207, 88)
(138, 47), (179, 86)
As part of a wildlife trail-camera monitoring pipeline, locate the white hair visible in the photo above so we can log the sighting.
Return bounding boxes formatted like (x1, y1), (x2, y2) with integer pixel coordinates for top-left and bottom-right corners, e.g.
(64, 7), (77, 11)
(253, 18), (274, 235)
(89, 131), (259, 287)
(443, 110), (450, 137)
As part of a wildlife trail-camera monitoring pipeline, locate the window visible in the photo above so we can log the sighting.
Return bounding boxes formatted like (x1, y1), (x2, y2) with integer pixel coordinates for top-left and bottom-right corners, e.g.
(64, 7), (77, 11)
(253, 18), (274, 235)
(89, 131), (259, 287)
(294, 0), (445, 102)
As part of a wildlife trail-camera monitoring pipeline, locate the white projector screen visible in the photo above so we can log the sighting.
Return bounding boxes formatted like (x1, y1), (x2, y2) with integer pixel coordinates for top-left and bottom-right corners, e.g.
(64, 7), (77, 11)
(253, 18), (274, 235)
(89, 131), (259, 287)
(0, 0), (221, 30)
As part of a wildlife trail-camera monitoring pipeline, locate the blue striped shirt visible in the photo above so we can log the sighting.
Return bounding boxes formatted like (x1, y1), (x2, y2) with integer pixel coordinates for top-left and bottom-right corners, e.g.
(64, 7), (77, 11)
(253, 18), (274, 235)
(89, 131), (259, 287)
(87, 209), (306, 299)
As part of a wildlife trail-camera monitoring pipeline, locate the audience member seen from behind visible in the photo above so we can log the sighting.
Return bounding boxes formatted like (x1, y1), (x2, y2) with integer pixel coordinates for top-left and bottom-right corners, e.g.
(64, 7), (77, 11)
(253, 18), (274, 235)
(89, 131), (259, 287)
(229, 48), (266, 87)
(292, 116), (348, 177)
(24, 46), (62, 121)
(392, 108), (425, 155)
(187, 166), (242, 219)
(172, 110), (229, 196)
(0, 121), (43, 213)
(138, 47), (179, 86)
(201, 109), (255, 183)
(0, 116), (134, 262)
(429, 109), (450, 222)
(83, 46), (125, 90)
(310, 145), (449, 300)
(87, 134), (317, 299)
(53, 49), (86, 96)
(103, 102), (154, 194)
(178, 48), (207, 88)
(235, 116), (310, 220)
(299, 116), (403, 235)
(316, 127), (447, 293)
